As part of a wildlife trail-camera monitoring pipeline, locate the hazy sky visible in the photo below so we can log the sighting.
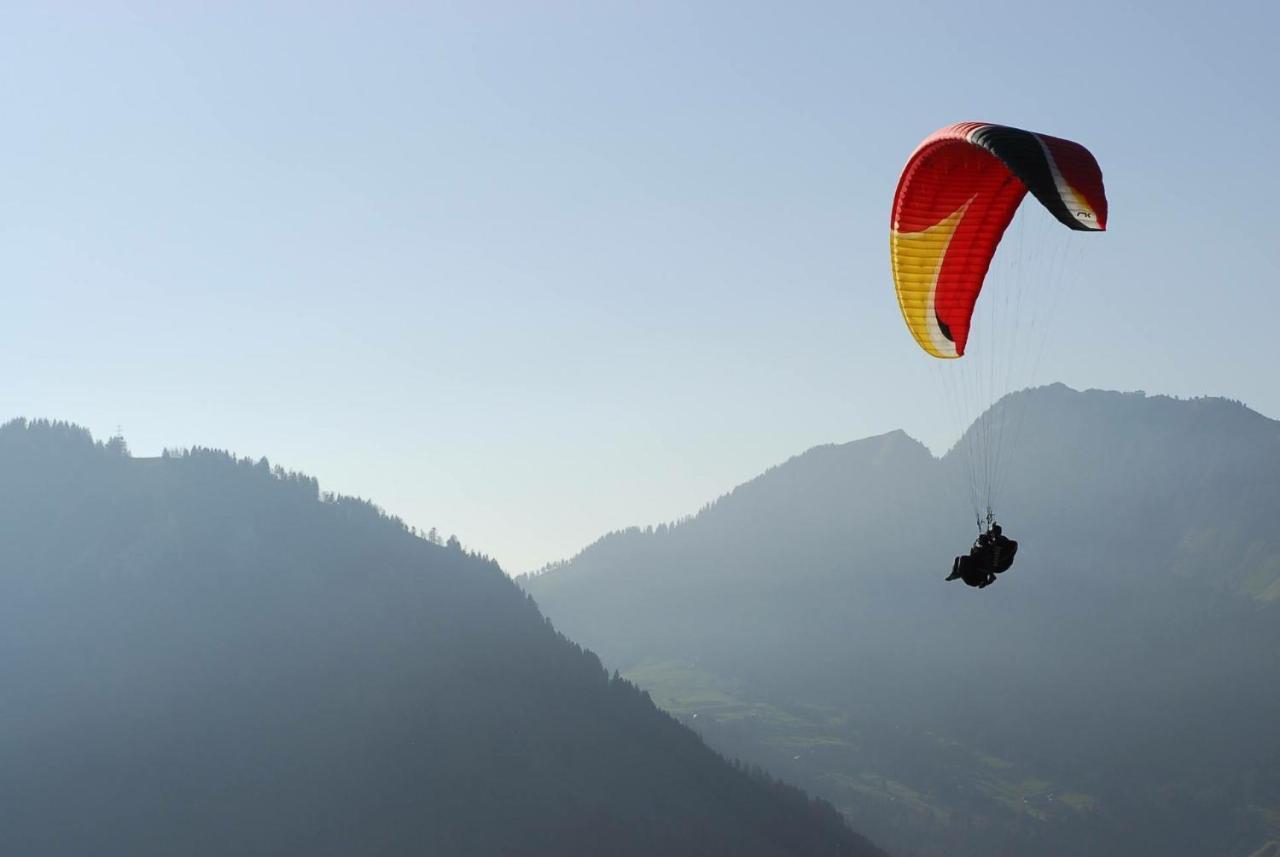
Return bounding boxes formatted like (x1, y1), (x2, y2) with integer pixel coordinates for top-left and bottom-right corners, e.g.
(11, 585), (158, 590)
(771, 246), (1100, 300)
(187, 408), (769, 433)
(3, 2), (1277, 572)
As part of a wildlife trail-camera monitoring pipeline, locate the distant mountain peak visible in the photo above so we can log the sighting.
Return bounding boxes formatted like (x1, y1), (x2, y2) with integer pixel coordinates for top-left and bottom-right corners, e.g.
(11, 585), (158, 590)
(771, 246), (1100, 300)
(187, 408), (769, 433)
(779, 427), (934, 468)
(526, 383), (1280, 857)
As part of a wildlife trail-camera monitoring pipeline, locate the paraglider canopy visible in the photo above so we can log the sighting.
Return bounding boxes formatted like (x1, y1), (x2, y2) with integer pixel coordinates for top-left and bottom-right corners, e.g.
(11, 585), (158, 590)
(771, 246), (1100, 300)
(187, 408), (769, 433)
(890, 122), (1108, 358)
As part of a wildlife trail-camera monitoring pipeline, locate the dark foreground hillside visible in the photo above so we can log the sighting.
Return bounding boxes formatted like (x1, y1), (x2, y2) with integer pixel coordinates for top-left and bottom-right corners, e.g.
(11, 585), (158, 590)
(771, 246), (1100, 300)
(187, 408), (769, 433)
(526, 385), (1280, 857)
(0, 419), (882, 857)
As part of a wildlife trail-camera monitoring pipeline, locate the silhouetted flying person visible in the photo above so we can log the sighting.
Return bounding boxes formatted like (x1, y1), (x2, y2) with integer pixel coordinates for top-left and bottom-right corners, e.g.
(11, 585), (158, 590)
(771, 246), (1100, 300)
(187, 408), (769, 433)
(946, 524), (1017, 588)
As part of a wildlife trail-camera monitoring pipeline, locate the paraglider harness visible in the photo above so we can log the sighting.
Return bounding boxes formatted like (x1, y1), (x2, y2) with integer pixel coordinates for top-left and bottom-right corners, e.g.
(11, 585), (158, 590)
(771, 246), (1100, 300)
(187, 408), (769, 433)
(947, 509), (1017, 588)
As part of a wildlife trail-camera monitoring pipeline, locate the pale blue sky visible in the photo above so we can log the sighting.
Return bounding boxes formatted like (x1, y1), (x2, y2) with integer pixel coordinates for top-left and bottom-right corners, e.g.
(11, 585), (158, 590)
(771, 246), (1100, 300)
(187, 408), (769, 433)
(3, 2), (1276, 572)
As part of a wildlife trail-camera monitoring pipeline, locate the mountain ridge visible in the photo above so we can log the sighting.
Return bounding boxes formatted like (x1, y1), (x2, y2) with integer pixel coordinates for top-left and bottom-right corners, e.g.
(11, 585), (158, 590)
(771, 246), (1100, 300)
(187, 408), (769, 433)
(529, 384), (1280, 601)
(525, 383), (1280, 857)
(0, 417), (883, 857)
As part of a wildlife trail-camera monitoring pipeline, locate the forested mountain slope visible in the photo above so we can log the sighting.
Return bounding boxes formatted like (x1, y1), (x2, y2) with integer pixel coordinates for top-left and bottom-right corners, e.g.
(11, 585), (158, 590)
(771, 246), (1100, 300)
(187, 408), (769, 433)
(0, 418), (882, 857)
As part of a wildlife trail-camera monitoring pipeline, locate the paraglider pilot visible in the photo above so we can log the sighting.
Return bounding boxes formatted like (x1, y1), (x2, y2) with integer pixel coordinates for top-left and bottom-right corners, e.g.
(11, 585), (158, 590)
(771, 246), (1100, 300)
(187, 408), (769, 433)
(946, 523), (1018, 588)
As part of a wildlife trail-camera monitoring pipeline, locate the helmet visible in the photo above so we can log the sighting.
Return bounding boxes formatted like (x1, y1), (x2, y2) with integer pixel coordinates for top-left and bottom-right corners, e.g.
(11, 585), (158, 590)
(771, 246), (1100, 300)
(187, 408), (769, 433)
(990, 524), (1002, 536)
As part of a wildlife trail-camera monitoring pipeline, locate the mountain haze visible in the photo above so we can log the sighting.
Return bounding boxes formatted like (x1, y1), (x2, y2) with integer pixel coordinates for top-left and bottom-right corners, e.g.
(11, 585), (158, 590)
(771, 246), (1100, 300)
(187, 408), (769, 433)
(526, 385), (1280, 857)
(0, 418), (883, 857)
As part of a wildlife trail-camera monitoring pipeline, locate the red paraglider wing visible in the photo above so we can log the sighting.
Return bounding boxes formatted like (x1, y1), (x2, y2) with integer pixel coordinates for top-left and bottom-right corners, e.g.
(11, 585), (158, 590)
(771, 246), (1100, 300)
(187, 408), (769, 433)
(890, 122), (1107, 358)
